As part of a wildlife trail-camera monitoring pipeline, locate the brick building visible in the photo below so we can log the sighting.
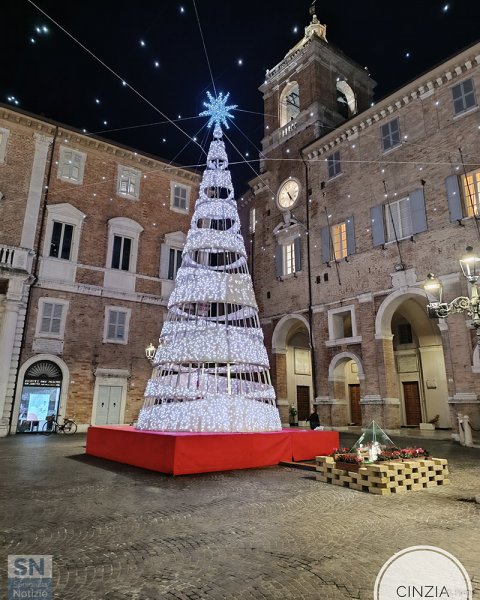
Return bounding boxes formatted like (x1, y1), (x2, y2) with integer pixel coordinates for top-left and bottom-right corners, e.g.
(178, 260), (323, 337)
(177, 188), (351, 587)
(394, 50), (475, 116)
(0, 105), (199, 435)
(245, 12), (480, 430)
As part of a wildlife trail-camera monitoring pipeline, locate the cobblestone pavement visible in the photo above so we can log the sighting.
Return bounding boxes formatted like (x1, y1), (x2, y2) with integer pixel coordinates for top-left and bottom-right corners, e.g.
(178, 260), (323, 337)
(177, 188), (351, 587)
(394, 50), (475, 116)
(0, 433), (479, 599)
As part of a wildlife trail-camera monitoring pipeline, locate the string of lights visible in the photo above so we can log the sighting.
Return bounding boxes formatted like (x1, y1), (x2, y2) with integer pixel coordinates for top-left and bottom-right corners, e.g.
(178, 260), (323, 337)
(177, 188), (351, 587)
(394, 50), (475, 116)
(136, 98), (281, 433)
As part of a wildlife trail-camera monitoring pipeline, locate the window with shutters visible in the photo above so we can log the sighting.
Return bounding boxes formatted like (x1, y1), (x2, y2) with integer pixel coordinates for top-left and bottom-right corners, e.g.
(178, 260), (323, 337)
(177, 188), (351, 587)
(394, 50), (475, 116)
(332, 222), (347, 259)
(49, 221), (74, 260)
(381, 118), (401, 152)
(384, 197), (412, 241)
(452, 78), (477, 116)
(170, 182), (191, 213)
(168, 248), (183, 280)
(321, 217), (355, 263)
(275, 235), (302, 278)
(284, 242), (295, 275)
(41, 204), (86, 283)
(58, 147), (86, 184)
(0, 128), (10, 164)
(327, 151), (341, 179)
(249, 208), (256, 234)
(371, 189), (426, 247)
(461, 168), (480, 217)
(105, 217), (143, 276)
(104, 307), (131, 344)
(117, 166), (141, 199)
(111, 235), (132, 271)
(160, 231), (186, 281)
(36, 298), (69, 339)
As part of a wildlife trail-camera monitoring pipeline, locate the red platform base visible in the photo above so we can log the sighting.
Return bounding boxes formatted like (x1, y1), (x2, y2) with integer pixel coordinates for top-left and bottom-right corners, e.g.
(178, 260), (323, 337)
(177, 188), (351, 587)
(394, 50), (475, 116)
(85, 426), (339, 475)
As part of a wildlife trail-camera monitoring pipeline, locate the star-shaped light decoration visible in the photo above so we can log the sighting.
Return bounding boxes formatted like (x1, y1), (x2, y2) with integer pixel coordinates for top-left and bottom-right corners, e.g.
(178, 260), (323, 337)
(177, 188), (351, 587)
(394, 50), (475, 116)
(199, 91), (237, 130)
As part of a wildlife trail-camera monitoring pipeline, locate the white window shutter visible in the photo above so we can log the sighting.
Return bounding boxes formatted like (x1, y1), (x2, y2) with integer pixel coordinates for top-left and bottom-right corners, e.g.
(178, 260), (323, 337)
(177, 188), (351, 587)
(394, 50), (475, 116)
(410, 188), (427, 235)
(445, 175), (463, 221)
(159, 243), (170, 279)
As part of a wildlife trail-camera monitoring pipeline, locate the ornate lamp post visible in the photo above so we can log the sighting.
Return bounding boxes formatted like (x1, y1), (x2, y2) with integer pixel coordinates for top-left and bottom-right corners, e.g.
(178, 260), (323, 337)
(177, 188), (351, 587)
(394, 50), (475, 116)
(145, 342), (156, 362)
(423, 246), (480, 339)
(422, 246), (480, 447)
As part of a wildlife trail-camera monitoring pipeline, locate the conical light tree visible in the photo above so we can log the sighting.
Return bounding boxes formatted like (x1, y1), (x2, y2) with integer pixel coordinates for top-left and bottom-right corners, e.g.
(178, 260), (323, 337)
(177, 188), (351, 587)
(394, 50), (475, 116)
(136, 93), (282, 432)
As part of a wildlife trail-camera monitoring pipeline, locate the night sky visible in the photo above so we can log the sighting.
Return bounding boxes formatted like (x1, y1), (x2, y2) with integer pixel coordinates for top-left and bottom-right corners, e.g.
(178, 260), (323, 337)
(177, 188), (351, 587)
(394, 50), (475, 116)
(2, 1), (480, 192)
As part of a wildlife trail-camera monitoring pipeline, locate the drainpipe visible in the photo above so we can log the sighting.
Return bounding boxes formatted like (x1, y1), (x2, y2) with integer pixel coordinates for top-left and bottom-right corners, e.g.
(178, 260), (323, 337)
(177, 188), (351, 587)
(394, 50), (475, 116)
(300, 151), (318, 401)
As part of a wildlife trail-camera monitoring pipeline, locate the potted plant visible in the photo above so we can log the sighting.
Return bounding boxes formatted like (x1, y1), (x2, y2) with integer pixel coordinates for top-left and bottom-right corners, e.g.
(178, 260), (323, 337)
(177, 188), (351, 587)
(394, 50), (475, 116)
(289, 404), (298, 426)
(334, 452), (364, 473)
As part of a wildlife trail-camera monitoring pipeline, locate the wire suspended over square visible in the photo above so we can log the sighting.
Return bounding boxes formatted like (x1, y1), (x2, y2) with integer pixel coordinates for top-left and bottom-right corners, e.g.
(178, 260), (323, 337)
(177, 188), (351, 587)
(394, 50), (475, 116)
(136, 94), (281, 433)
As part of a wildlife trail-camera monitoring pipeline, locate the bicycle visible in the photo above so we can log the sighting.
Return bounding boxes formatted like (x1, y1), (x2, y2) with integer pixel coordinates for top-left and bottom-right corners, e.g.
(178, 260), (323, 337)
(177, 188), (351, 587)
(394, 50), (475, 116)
(42, 415), (77, 435)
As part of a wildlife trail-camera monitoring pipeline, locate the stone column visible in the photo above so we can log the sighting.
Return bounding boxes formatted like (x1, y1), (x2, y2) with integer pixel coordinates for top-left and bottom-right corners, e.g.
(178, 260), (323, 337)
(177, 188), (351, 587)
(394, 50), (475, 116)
(372, 334), (401, 428)
(20, 133), (53, 249)
(272, 350), (289, 424)
(0, 274), (31, 436)
(329, 373), (348, 426)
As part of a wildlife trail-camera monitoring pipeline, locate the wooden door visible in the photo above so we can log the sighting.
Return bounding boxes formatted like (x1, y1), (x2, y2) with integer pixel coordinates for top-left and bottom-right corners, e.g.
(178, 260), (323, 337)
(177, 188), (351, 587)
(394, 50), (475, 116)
(403, 381), (422, 425)
(349, 384), (361, 424)
(296, 386), (310, 421)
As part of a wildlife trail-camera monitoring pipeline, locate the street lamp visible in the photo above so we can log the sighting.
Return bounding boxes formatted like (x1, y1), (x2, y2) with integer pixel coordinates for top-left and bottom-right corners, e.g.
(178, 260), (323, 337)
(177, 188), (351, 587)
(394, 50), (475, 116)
(422, 247), (480, 339)
(423, 247), (480, 447)
(145, 342), (156, 362)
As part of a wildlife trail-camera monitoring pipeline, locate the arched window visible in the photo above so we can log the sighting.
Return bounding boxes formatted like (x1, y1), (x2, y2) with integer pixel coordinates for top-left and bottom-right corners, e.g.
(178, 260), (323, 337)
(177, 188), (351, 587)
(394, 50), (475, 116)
(279, 82), (300, 127)
(336, 80), (357, 118)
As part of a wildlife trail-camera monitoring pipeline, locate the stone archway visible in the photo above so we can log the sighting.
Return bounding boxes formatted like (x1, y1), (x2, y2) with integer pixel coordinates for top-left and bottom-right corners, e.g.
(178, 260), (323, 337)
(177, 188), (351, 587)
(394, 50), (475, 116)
(271, 314), (312, 425)
(10, 354), (70, 435)
(328, 352), (365, 425)
(375, 288), (449, 428)
(336, 80), (357, 117)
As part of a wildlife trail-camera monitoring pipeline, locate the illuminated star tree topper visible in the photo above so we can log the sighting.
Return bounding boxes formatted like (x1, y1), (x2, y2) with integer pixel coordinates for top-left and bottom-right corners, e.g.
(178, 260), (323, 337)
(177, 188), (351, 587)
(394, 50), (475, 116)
(199, 91), (237, 130)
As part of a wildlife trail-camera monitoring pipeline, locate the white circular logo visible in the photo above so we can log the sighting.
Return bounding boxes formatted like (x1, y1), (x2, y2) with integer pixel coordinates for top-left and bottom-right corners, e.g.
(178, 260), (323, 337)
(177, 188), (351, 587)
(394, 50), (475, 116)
(374, 546), (472, 600)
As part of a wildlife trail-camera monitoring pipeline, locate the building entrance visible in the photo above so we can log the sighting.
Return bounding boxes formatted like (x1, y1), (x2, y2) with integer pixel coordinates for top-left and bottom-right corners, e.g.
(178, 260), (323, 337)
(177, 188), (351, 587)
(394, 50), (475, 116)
(17, 361), (62, 433)
(403, 381), (422, 425)
(296, 385), (310, 421)
(95, 385), (122, 425)
(349, 384), (361, 424)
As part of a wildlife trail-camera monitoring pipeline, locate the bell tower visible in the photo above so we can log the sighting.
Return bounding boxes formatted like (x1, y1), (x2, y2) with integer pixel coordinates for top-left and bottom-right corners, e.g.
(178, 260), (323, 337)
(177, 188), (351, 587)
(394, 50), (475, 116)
(259, 7), (376, 161)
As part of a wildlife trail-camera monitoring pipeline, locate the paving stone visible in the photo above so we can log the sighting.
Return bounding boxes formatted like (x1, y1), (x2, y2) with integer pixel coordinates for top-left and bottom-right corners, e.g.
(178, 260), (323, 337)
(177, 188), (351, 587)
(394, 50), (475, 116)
(0, 433), (478, 599)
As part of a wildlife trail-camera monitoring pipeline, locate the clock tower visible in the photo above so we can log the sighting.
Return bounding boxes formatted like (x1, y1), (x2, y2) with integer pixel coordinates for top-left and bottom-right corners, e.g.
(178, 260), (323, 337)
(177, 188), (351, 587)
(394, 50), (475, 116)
(247, 7), (376, 424)
(259, 8), (376, 164)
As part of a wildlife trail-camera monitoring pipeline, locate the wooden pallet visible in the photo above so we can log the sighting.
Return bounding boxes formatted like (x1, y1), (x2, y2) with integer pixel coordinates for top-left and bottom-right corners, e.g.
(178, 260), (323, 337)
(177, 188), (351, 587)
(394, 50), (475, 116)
(315, 456), (449, 496)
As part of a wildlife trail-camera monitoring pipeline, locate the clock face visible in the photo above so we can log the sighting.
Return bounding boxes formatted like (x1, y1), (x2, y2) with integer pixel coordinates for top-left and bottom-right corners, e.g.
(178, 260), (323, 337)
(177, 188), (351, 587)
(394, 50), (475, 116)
(277, 179), (300, 210)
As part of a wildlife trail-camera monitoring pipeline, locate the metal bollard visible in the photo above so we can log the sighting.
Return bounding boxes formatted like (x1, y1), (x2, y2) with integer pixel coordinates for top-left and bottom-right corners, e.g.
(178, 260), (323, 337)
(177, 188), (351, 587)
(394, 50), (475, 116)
(457, 413), (465, 446)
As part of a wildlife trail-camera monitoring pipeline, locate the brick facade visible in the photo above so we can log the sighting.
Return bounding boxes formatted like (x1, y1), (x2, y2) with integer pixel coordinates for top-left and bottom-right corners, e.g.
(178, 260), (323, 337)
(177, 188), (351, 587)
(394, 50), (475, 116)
(245, 18), (480, 431)
(0, 106), (199, 434)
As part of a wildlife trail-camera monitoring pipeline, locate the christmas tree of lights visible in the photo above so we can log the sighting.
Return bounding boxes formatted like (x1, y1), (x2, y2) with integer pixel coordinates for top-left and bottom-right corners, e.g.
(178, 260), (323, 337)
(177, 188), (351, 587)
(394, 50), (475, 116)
(136, 93), (282, 433)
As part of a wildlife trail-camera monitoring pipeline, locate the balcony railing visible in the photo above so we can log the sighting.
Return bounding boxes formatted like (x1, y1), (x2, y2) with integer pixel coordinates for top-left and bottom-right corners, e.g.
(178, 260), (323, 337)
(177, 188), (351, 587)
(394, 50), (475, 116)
(0, 245), (35, 273)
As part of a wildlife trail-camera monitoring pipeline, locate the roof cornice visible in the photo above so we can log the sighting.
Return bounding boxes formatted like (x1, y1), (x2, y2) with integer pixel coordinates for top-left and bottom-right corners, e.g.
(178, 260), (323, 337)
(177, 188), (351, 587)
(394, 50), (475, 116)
(302, 41), (480, 159)
(0, 105), (200, 183)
